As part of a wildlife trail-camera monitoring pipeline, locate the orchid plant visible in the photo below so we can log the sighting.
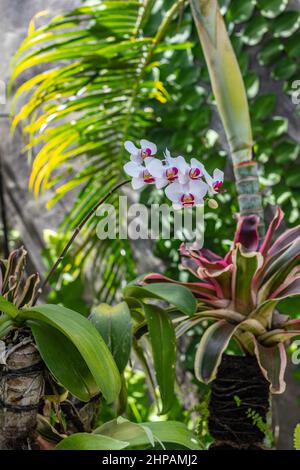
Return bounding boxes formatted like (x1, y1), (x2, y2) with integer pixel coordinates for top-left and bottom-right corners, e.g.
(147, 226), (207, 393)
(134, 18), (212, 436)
(123, 139), (224, 209)
(143, 208), (300, 395)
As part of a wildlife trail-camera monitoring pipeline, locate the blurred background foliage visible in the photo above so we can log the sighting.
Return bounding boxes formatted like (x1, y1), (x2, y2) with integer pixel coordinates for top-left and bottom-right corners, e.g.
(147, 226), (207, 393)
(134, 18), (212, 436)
(10, 0), (300, 304)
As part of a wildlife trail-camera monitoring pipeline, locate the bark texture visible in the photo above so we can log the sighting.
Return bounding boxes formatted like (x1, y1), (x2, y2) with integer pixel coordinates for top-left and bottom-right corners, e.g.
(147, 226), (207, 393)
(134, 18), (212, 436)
(0, 330), (44, 449)
(209, 355), (270, 450)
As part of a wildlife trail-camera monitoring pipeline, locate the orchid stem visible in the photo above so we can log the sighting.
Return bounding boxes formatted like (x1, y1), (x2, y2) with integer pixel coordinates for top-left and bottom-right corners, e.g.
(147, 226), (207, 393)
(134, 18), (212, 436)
(33, 179), (130, 305)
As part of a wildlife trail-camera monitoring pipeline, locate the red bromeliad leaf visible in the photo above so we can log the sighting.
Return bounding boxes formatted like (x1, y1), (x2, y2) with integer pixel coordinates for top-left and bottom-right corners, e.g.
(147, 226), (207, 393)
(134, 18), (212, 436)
(268, 223), (300, 258)
(270, 273), (300, 299)
(258, 240), (300, 302)
(250, 299), (279, 329)
(260, 208), (284, 258)
(199, 265), (232, 299)
(233, 214), (259, 252)
(194, 320), (239, 384)
(283, 318), (300, 331)
(143, 273), (219, 301)
(260, 330), (300, 346)
(253, 339), (287, 393)
(175, 309), (244, 338)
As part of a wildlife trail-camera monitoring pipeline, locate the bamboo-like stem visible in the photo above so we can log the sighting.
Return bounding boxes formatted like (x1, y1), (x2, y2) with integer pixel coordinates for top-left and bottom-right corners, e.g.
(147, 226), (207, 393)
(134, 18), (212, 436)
(33, 179), (130, 304)
(189, 0), (265, 237)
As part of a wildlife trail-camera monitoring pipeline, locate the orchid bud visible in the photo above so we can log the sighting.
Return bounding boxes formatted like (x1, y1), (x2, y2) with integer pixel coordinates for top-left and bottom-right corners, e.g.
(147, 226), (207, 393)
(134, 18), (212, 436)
(208, 198), (218, 209)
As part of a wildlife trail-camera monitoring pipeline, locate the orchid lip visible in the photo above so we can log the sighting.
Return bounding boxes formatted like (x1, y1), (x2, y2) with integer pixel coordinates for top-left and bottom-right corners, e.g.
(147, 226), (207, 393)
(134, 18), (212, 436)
(141, 148), (152, 159)
(189, 168), (202, 180)
(143, 170), (155, 183)
(213, 180), (223, 192)
(166, 167), (179, 182)
(181, 193), (195, 207)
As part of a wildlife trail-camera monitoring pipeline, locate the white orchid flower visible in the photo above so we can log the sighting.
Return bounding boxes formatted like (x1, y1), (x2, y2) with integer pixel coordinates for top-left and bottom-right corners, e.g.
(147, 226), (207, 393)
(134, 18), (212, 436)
(165, 180), (208, 210)
(123, 159), (156, 190)
(201, 166), (224, 195)
(124, 139), (157, 164)
(146, 155), (189, 189)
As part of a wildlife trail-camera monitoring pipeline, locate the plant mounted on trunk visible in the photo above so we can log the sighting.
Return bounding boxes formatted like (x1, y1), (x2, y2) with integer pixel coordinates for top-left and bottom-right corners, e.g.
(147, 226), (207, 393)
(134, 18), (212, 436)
(0, 247), (121, 449)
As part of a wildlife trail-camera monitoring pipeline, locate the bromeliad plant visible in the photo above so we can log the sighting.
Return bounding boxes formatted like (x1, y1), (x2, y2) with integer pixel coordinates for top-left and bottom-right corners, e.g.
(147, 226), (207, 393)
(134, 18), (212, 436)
(144, 208), (300, 394)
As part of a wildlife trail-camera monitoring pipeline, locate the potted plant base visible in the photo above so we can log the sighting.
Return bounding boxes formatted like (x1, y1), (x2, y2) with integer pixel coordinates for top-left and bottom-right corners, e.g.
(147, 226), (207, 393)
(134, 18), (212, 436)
(208, 355), (270, 450)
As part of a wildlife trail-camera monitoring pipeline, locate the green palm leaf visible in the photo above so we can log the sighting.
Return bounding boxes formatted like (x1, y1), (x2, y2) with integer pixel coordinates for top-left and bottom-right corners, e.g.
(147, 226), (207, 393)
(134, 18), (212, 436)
(11, 0), (186, 300)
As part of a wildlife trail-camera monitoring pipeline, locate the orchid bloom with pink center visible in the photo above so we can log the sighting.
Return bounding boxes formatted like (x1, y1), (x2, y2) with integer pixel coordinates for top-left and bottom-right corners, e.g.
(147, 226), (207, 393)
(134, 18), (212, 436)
(123, 140), (223, 205)
(123, 159), (156, 190)
(202, 167), (224, 195)
(165, 180), (208, 210)
(124, 139), (157, 165)
(146, 154), (188, 189)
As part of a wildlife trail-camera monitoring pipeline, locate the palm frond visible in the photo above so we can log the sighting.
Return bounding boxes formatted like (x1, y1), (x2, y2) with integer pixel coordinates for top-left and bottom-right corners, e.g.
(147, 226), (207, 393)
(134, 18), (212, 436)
(11, 0), (187, 301)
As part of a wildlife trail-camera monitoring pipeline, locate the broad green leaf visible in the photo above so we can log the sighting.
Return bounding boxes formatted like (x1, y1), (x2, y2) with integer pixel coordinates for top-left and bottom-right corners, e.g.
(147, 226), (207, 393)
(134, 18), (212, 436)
(89, 302), (132, 373)
(20, 304), (121, 403)
(143, 303), (176, 414)
(194, 320), (239, 384)
(30, 321), (99, 401)
(257, 0), (288, 18)
(0, 294), (19, 319)
(128, 421), (201, 450)
(258, 39), (283, 66)
(253, 339), (287, 393)
(272, 58), (298, 81)
(94, 417), (153, 446)
(263, 117), (288, 139)
(272, 11), (300, 38)
(56, 433), (129, 450)
(252, 94), (276, 121)
(227, 0), (256, 23)
(274, 141), (299, 164)
(123, 283), (197, 317)
(58, 419), (201, 450)
(242, 16), (268, 46)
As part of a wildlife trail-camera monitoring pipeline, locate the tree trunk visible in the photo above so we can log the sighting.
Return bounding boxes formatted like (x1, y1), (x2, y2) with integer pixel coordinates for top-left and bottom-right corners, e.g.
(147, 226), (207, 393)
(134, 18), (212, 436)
(0, 330), (44, 449)
(208, 355), (270, 450)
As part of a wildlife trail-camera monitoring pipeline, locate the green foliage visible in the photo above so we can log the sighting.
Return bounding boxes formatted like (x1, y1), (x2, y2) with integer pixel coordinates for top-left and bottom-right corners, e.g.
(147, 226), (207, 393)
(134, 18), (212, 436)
(89, 302), (132, 373)
(56, 416), (201, 450)
(294, 424), (300, 450)
(0, 294), (121, 403)
(11, 0), (300, 299)
(123, 282), (196, 413)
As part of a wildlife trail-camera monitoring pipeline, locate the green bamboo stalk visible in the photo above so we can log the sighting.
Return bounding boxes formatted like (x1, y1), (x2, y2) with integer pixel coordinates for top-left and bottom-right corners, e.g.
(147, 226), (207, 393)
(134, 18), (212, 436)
(189, 0), (265, 236)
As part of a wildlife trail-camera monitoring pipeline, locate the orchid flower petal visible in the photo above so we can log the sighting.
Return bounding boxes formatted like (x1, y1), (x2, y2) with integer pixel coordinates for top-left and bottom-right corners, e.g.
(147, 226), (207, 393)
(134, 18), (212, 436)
(124, 140), (138, 155)
(131, 177), (145, 190)
(140, 139), (157, 155)
(123, 161), (142, 177)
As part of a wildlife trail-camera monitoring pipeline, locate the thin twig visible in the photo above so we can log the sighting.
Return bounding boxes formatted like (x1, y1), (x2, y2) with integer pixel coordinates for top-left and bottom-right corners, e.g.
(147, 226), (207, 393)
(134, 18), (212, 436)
(33, 179), (130, 305)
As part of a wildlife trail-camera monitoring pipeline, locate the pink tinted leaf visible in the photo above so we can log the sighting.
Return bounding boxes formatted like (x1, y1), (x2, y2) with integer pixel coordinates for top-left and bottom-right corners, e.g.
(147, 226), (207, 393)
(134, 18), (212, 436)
(253, 339), (287, 394)
(234, 214), (259, 252)
(260, 208), (284, 258)
(194, 320), (239, 384)
(269, 224), (300, 258)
